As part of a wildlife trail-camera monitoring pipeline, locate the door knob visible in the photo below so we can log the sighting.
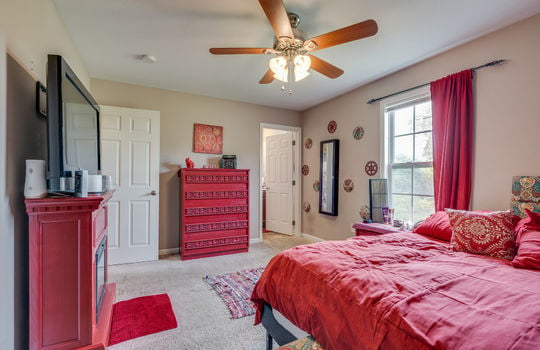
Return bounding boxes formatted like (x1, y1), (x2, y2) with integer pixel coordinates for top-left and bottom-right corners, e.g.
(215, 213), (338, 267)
(150, 190), (158, 196)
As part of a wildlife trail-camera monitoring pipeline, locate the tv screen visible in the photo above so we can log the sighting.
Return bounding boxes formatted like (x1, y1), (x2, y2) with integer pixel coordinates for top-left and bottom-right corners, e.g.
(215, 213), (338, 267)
(47, 55), (100, 191)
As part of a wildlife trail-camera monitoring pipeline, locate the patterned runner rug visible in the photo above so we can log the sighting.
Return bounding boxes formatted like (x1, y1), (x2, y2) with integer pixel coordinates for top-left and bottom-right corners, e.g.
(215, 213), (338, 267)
(204, 266), (265, 319)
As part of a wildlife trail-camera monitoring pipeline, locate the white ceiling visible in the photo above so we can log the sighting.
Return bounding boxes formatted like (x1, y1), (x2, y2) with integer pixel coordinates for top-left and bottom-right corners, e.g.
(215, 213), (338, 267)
(53, 0), (540, 111)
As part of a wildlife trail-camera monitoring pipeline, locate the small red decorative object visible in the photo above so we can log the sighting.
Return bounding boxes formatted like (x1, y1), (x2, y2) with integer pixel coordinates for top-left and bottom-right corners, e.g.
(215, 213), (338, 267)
(302, 165), (309, 176)
(365, 161), (378, 176)
(328, 120), (337, 133)
(185, 157), (195, 168)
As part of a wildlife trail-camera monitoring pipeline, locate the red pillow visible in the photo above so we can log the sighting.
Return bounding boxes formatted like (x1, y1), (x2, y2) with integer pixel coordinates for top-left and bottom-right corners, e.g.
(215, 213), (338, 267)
(412, 211), (453, 241)
(512, 230), (540, 270)
(515, 210), (540, 243)
(446, 209), (516, 260)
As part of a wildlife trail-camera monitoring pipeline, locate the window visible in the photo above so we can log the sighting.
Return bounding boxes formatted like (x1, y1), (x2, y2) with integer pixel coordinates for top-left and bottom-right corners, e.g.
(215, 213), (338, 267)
(383, 90), (434, 225)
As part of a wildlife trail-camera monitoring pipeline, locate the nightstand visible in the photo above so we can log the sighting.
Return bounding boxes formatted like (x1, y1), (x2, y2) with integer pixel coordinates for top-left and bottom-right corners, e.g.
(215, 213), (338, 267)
(352, 222), (401, 236)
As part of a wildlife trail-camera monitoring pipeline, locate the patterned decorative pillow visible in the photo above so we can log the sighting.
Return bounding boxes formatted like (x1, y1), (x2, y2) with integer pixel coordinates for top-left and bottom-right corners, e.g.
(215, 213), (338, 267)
(446, 209), (517, 260)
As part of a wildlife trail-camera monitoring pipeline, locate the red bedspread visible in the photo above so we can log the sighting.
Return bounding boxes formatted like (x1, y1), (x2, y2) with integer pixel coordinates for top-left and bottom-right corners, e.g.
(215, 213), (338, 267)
(251, 232), (540, 350)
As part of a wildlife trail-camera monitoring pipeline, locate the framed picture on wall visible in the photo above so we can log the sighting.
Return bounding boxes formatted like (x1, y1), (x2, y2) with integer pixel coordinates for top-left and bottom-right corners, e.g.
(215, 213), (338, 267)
(193, 123), (223, 154)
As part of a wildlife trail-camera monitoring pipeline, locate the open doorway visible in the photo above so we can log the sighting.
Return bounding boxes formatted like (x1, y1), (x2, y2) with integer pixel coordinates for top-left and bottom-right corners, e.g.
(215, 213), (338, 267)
(260, 123), (301, 240)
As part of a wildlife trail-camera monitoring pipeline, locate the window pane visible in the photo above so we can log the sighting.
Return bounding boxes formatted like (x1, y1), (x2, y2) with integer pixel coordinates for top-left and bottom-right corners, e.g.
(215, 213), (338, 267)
(393, 135), (413, 163)
(413, 196), (435, 223)
(393, 194), (411, 224)
(414, 131), (432, 162)
(392, 167), (411, 194)
(393, 106), (413, 135)
(414, 102), (432, 132)
(413, 167), (434, 195)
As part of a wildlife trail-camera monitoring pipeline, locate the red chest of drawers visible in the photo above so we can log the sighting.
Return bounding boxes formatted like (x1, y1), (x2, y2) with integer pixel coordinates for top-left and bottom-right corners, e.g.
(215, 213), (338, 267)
(178, 168), (250, 260)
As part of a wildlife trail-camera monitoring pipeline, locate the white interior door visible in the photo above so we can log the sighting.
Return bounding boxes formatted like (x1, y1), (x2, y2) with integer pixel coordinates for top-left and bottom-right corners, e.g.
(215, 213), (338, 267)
(64, 102), (99, 173)
(265, 132), (293, 235)
(100, 105), (160, 265)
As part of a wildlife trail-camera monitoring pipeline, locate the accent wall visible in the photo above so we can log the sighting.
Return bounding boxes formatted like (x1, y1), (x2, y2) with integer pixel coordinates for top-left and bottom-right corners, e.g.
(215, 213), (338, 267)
(301, 14), (540, 240)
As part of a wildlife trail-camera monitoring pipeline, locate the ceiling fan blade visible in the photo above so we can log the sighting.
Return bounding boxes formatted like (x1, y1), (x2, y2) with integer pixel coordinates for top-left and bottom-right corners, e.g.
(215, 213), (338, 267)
(309, 19), (378, 51)
(259, 69), (275, 84)
(309, 55), (344, 79)
(259, 0), (294, 40)
(209, 48), (269, 55)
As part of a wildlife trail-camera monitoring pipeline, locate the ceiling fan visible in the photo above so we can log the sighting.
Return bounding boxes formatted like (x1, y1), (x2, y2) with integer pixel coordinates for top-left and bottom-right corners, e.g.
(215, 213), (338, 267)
(209, 0), (378, 92)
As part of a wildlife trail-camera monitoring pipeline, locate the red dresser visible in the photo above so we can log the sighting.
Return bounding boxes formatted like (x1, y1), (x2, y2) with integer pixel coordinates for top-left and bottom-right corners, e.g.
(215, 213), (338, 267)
(26, 194), (116, 350)
(178, 168), (250, 260)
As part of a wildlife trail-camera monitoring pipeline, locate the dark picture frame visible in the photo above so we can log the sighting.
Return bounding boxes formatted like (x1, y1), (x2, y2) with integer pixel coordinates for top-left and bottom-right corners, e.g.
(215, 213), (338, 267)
(319, 139), (339, 216)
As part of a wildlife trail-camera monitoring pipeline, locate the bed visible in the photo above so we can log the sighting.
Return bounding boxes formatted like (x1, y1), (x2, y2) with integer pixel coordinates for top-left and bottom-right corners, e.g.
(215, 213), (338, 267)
(251, 176), (540, 350)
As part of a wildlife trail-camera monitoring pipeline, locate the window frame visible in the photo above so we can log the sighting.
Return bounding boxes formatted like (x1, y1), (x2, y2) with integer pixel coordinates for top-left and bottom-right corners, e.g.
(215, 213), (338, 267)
(380, 86), (433, 224)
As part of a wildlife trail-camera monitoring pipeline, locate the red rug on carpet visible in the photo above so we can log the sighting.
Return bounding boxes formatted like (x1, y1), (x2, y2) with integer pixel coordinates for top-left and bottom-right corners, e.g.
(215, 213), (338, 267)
(109, 293), (177, 345)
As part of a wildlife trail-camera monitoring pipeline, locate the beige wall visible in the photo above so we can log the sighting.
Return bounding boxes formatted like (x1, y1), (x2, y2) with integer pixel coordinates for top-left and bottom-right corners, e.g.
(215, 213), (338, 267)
(0, 32), (13, 350)
(0, 0), (90, 87)
(0, 1), (91, 348)
(91, 79), (302, 250)
(302, 14), (540, 240)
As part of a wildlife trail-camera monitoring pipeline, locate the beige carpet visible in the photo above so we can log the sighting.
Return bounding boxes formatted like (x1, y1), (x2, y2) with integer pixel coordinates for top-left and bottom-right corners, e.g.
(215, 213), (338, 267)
(108, 233), (318, 350)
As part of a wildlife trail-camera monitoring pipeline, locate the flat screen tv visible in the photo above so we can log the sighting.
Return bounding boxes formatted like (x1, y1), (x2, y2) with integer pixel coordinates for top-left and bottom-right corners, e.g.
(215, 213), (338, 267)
(46, 55), (101, 191)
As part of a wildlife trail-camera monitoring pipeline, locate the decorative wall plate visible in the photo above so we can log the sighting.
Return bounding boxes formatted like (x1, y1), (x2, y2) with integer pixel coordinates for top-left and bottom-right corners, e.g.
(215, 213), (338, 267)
(313, 180), (320, 192)
(304, 138), (313, 149)
(303, 201), (311, 213)
(359, 205), (370, 220)
(327, 120), (337, 133)
(302, 165), (309, 176)
(365, 161), (378, 176)
(343, 179), (354, 192)
(353, 126), (364, 140)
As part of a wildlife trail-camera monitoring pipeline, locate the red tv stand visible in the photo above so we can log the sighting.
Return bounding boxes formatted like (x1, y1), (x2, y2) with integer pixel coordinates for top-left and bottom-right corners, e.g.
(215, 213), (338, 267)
(26, 193), (116, 350)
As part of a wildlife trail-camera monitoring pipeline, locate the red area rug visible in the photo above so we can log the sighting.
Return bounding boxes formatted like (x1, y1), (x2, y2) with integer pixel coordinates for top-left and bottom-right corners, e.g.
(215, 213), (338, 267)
(204, 267), (265, 319)
(109, 293), (177, 345)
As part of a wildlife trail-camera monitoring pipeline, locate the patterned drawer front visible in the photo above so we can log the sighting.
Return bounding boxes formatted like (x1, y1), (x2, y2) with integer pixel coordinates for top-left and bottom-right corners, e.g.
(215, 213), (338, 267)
(185, 175), (248, 184)
(185, 190), (248, 200)
(185, 220), (248, 233)
(185, 205), (248, 217)
(184, 235), (248, 250)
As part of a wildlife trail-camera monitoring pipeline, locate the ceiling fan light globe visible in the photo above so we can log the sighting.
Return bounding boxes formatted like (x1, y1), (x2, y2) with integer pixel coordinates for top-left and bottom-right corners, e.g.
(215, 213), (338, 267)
(295, 70), (310, 82)
(272, 69), (289, 83)
(294, 55), (311, 71)
(269, 56), (287, 74)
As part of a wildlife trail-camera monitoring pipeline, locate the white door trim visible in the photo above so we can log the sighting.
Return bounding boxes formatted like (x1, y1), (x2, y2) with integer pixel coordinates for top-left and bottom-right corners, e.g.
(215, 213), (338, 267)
(259, 123), (302, 240)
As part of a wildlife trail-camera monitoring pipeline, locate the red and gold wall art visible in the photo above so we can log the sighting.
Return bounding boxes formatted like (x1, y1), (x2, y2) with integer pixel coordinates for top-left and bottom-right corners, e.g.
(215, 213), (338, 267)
(193, 123), (223, 154)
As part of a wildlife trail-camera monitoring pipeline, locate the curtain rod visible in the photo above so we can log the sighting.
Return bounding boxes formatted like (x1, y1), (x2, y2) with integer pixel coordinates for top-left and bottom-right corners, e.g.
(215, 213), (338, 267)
(366, 59), (507, 104)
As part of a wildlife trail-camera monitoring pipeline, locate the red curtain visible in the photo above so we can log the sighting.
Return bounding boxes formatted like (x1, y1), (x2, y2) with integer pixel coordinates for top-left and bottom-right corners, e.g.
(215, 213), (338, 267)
(430, 70), (473, 211)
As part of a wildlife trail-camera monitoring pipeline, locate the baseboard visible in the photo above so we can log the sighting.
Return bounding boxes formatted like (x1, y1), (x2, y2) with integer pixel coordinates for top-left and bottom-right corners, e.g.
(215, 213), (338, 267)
(159, 247), (179, 256)
(301, 233), (325, 242)
(251, 237), (263, 244)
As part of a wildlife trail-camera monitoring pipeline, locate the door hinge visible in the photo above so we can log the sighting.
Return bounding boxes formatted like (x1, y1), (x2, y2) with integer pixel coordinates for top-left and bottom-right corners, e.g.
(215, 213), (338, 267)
(292, 220), (296, 226)
(292, 180), (296, 186)
(292, 140), (296, 146)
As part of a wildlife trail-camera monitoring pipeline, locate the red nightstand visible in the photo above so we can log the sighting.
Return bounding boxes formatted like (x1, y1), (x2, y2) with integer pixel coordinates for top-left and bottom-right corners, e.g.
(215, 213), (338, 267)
(353, 222), (401, 236)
